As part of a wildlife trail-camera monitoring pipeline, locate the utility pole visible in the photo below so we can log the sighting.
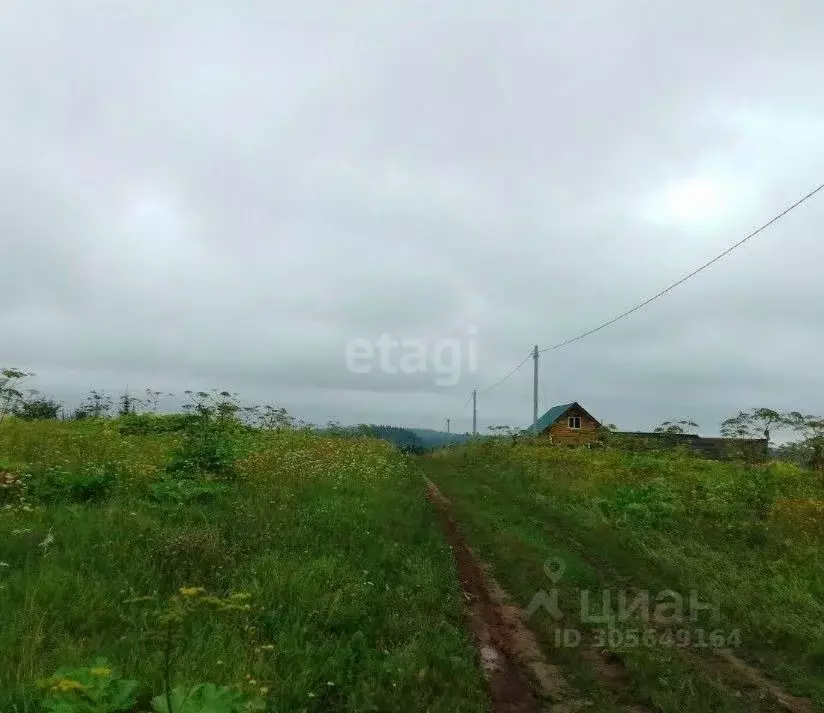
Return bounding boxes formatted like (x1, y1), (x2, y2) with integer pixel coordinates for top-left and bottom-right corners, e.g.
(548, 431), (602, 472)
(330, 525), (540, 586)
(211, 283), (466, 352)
(446, 417), (451, 434)
(472, 389), (477, 436)
(532, 345), (539, 432)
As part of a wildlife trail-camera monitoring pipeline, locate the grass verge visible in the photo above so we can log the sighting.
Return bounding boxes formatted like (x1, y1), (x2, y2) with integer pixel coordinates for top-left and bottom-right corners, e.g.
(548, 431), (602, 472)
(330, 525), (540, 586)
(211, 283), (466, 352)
(1, 424), (488, 712)
(423, 440), (824, 712)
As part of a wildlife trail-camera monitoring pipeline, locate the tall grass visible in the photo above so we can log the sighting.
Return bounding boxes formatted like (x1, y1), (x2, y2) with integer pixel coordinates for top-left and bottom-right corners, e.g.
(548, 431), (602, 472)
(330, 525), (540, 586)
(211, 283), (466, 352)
(0, 422), (487, 712)
(426, 441), (824, 711)
(0, 418), (175, 483)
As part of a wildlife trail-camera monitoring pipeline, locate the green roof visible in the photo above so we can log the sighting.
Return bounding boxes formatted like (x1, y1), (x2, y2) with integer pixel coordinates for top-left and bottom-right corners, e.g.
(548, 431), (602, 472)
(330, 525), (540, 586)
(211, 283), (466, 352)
(529, 403), (575, 434)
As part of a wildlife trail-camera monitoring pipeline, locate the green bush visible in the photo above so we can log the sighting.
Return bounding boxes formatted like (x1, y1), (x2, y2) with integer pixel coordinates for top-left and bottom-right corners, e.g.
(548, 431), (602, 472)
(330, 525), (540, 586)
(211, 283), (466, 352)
(118, 414), (193, 436)
(14, 396), (62, 421)
(165, 416), (241, 480)
(28, 465), (118, 504)
(734, 466), (780, 520)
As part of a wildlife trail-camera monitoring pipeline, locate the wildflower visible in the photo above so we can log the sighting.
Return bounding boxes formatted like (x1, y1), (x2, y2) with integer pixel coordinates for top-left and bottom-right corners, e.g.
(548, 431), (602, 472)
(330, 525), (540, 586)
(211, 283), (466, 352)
(248, 679), (257, 686)
(0, 562), (8, 568)
(39, 528), (55, 551)
(52, 678), (85, 693)
(89, 667), (112, 677)
(122, 595), (155, 604)
(260, 644), (275, 651)
(179, 586), (205, 597)
(259, 687), (269, 695)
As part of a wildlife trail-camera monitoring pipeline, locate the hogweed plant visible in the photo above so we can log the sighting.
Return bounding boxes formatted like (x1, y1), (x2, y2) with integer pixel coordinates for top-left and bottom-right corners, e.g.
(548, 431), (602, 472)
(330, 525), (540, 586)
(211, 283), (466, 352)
(0, 367), (32, 425)
(38, 588), (269, 713)
(39, 660), (265, 713)
(39, 658), (141, 713)
(121, 587), (268, 713)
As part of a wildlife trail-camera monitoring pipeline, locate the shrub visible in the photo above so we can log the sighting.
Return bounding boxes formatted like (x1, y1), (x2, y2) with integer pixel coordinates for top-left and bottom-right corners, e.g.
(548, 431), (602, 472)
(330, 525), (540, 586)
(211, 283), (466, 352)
(734, 466), (779, 520)
(165, 415), (240, 480)
(118, 414), (193, 436)
(14, 396), (62, 421)
(28, 465), (118, 504)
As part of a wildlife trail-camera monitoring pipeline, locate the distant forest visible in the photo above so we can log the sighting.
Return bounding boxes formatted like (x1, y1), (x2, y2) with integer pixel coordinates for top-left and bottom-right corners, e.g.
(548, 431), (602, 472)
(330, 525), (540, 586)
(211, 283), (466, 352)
(321, 423), (472, 454)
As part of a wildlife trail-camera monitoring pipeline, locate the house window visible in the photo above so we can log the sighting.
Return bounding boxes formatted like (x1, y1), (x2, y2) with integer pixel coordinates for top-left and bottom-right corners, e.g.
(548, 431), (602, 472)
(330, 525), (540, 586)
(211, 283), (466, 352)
(568, 416), (581, 430)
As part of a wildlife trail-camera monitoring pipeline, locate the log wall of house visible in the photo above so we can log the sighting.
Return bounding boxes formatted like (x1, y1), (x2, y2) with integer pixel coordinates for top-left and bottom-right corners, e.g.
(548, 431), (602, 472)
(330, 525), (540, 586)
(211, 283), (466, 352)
(544, 405), (600, 445)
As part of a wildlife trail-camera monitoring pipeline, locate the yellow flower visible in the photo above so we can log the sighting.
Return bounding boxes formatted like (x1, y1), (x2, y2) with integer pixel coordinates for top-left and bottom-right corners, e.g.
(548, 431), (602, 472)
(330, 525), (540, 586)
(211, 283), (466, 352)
(89, 667), (112, 677)
(53, 678), (86, 693)
(179, 586), (206, 597)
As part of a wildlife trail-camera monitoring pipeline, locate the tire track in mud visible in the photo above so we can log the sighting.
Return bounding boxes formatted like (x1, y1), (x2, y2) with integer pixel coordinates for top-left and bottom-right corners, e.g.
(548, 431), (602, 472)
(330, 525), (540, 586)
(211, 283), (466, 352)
(426, 477), (650, 713)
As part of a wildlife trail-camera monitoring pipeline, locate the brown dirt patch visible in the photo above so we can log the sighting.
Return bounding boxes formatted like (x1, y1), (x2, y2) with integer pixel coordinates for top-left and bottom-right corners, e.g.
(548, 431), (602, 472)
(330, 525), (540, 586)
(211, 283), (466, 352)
(426, 478), (590, 713)
(711, 649), (815, 713)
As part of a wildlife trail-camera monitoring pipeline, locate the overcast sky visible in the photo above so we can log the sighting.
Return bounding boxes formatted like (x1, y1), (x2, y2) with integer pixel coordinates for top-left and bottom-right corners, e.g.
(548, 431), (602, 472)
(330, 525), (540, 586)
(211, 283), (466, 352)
(2, 1), (824, 435)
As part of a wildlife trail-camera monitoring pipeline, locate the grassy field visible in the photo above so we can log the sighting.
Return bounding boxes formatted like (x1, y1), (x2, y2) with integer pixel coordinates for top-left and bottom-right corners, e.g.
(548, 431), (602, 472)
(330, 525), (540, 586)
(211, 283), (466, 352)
(5, 413), (824, 712)
(0, 418), (488, 713)
(423, 439), (824, 712)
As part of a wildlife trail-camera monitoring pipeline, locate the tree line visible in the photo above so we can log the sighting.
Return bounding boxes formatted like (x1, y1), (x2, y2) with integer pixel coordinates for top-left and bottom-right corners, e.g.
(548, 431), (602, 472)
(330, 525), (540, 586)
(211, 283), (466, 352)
(651, 409), (824, 471)
(3, 368), (824, 469)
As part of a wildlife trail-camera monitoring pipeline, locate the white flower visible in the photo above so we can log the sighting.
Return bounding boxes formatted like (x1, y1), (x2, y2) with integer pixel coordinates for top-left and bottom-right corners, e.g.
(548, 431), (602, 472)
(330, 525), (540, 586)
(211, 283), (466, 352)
(0, 562), (9, 567)
(39, 527), (55, 551)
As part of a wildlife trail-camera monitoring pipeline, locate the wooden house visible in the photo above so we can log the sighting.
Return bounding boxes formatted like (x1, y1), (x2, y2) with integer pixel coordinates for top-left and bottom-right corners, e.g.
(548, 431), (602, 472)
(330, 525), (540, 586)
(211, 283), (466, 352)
(528, 403), (768, 462)
(530, 402), (602, 445)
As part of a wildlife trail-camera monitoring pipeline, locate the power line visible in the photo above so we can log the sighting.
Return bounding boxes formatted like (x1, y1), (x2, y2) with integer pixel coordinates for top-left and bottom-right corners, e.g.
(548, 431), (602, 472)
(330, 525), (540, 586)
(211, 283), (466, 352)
(448, 351), (531, 423)
(445, 390), (475, 429)
(540, 180), (824, 354)
(446, 351), (532, 432)
(444, 179), (824, 430)
(476, 350), (533, 396)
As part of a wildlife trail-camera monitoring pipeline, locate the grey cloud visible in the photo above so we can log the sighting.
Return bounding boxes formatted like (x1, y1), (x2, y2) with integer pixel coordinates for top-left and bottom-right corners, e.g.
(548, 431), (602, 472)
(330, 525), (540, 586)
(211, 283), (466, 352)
(2, 1), (824, 432)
